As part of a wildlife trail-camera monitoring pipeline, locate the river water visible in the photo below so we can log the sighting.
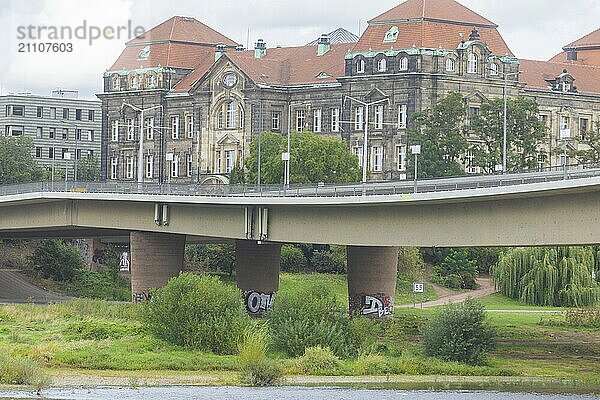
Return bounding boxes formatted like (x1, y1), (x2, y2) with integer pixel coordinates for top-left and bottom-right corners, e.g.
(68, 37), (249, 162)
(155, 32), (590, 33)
(0, 387), (597, 400)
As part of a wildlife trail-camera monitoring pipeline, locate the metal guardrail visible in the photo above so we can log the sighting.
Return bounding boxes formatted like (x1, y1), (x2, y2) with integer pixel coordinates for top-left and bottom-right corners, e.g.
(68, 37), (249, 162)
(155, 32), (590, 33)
(1, 165), (600, 199)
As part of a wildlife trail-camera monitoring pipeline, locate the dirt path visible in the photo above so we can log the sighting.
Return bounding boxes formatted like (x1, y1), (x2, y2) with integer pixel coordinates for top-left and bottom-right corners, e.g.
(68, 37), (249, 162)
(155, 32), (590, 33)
(397, 276), (497, 309)
(0, 269), (70, 304)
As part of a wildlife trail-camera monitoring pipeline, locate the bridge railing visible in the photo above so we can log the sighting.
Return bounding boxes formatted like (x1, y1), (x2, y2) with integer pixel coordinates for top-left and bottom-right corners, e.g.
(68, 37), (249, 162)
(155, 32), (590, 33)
(1, 163), (600, 198)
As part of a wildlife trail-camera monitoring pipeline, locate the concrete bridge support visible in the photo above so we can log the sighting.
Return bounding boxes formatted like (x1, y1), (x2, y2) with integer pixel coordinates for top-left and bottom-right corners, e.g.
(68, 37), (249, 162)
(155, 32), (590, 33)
(347, 246), (399, 318)
(130, 231), (186, 302)
(235, 240), (281, 316)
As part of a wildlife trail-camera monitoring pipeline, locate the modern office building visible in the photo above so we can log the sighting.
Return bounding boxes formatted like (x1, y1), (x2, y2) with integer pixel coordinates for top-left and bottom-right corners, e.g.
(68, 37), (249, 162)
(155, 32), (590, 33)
(98, 0), (600, 184)
(1, 90), (102, 180)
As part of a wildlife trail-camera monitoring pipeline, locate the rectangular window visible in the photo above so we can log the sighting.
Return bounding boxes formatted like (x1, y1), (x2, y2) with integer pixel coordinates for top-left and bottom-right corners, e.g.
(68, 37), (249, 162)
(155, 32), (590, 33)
(375, 105), (384, 130)
(48, 147), (54, 159)
(372, 146), (383, 172)
(87, 149), (94, 158)
(145, 155), (154, 179)
(126, 156), (134, 179)
(171, 116), (180, 139)
(110, 157), (118, 180)
(538, 114), (550, 129)
(579, 117), (590, 140)
(296, 110), (305, 132)
(185, 114), (194, 138)
(217, 110), (224, 130)
(226, 103), (237, 129)
(187, 154), (193, 177)
(50, 107), (56, 119)
(6, 105), (24, 116)
(126, 118), (135, 141)
(87, 130), (94, 141)
(313, 108), (322, 132)
(75, 128), (82, 141)
(331, 108), (340, 132)
(352, 146), (363, 168)
(171, 155), (179, 177)
(560, 116), (571, 139)
(62, 128), (68, 140)
(466, 150), (477, 174)
(35, 147), (42, 158)
(49, 127), (56, 139)
(6, 126), (24, 136)
(145, 117), (154, 140)
(61, 148), (69, 159)
(75, 109), (82, 121)
(272, 112), (280, 131)
(225, 150), (235, 173)
(397, 104), (407, 128)
(215, 150), (221, 173)
(36, 127), (43, 138)
(396, 145), (406, 171)
(88, 110), (94, 121)
(76, 149), (81, 160)
(537, 154), (547, 171)
(354, 106), (364, 130)
(62, 108), (69, 120)
(37, 106), (43, 118)
(111, 121), (119, 142)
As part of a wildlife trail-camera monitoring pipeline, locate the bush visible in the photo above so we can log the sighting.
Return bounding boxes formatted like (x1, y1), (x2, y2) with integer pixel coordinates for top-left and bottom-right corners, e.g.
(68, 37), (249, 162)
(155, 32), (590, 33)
(63, 321), (138, 341)
(239, 360), (283, 386)
(354, 352), (389, 375)
(348, 317), (381, 353)
(280, 245), (307, 272)
(433, 249), (478, 289)
(296, 346), (339, 375)
(565, 309), (600, 327)
(397, 247), (424, 281)
(184, 244), (235, 275)
(142, 273), (250, 354)
(268, 282), (355, 358)
(29, 240), (84, 282)
(311, 249), (346, 274)
(237, 324), (283, 386)
(0, 354), (51, 390)
(422, 299), (495, 365)
(467, 247), (501, 274)
(62, 268), (131, 301)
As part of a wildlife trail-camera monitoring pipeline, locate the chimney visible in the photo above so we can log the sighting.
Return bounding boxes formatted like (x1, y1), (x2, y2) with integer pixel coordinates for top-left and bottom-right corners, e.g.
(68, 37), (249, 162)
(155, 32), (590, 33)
(566, 50), (578, 61)
(215, 43), (226, 61)
(254, 39), (267, 59)
(317, 34), (331, 56)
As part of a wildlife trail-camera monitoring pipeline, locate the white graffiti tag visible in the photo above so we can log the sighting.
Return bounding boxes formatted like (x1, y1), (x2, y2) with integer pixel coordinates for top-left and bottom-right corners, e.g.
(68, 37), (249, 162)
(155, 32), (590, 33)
(362, 295), (393, 318)
(245, 291), (274, 314)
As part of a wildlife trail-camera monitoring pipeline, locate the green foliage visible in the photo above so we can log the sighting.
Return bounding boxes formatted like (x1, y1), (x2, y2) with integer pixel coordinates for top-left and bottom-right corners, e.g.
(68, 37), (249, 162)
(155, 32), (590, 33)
(408, 92), (468, 178)
(29, 240), (84, 282)
(470, 97), (547, 173)
(76, 156), (101, 181)
(573, 120), (600, 164)
(142, 274), (250, 354)
(184, 244), (235, 275)
(0, 136), (44, 184)
(63, 321), (138, 341)
(237, 323), (283, 386)
(228, 163), (246, 184)
(422, 299), (495, 365)
(295, 346), (340, 375)
(0, 353), (51, 390)
(239, 359), (283, 386)
(433, 249), (478, 289)
(421, 247), (452, 265)
(348, 317), (382, 353)
(268, 282), (355, 358)
(311, 249), (346, 274)
(467, 247), (501, 274)
(492, 247), (600, 307)
(565, 309), (600, 327)
(354, 352), (389, 375)
(62, 268), (131, 301)
(245, 131), (361, 184)
(280, 245), (308, 272)
(397, 247), (425, 280)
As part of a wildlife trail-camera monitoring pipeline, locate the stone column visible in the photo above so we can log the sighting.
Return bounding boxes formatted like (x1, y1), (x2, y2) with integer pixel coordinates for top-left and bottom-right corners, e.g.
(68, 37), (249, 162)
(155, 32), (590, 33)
(347, 246), (399, 318)
(235, 240), (281, 316)
(130, 231), (185, 302)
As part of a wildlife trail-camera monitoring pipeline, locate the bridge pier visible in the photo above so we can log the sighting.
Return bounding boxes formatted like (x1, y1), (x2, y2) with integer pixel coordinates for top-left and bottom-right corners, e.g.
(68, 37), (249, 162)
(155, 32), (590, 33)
(235, 240), (281, 316)
(347, 246), (399, 318)
(130, 231), (185, 302)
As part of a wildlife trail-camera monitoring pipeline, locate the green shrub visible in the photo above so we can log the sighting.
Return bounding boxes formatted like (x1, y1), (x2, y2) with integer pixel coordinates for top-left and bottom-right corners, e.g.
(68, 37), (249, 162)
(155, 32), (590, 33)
(397, 247), (424, 281)
(296, 346), (339, 375)
(62, 268), (131, 301)
(29, 240), (83, 282)
(0, 354), (51, 390)
(268, 282), (355, 358)
(184, 244), (235, 275)
(354, 352), (389, 375)
(142, 273), (250, 354)
(311, 250), (345, 274)
(422, 299), (495, 365)
(63, 321), (138, 341)
(348, 317), (381, 353)
(565, 309), (600, 327)
(467, 247), (501, 274)
(433, 249), (478, 289)
(238, 324), (269, 366)
(239, 359), (283, 386)
(280, 245), (307, 272)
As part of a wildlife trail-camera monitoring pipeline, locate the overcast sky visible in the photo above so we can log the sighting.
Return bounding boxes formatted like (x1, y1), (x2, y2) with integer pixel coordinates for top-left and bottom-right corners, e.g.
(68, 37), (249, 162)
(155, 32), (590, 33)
(1, 0), (599, 99)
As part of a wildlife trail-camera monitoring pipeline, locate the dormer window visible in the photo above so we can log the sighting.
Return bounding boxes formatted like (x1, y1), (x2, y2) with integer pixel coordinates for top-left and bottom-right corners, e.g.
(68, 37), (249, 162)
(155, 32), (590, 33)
(357, 59), (365, 74)
(130, 75), (138, 89)
(147, 74), (156, 87)
(467, 52), (478, 74)
(399, 57), (408, 71)
(445, 58), (455, 72)
(490, 63), (499, 76)
(383, 26), (399, 43)
(561, 82), (571, 92)
(377, 58), (387, 72)
(112, 75), (120, 90)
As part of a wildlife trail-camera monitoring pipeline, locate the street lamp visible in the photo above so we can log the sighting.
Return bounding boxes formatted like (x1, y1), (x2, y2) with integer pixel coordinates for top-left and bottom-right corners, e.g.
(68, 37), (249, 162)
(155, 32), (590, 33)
(60, 120), (80, 184)
(492, 69), (521, 173)
(560, 124), (571, 180)
(121, 102), (163, 184)
(285, 100), (311, 190)
(343, 96), (389, 183)
(411, 145), (421, 193)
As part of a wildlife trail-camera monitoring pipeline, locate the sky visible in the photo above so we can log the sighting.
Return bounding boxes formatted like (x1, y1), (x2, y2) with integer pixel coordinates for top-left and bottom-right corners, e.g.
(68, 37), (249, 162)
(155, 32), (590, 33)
(1, 0), (599, 100)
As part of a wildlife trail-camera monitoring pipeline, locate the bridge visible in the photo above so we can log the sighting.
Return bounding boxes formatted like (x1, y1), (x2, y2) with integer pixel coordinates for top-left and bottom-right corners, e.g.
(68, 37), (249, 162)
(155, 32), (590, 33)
(1, 168), (599, 317)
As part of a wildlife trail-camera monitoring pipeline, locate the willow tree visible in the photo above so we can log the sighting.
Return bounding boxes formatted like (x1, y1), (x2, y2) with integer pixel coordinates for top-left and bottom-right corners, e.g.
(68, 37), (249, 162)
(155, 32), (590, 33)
(492, 247), (600, 307)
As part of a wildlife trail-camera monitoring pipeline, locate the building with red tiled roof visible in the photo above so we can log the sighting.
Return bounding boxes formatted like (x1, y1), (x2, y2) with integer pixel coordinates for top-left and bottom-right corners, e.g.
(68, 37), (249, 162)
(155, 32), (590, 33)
(98, 0), (600, 184)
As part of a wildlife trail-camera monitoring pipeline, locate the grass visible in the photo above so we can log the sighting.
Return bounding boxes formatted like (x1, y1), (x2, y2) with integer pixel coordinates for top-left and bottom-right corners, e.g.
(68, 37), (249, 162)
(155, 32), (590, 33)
(478, 293), (569, 311)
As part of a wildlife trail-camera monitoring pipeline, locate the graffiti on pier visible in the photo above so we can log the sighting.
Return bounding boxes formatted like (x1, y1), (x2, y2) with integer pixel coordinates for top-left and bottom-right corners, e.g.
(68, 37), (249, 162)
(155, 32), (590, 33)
(133, 291), (151, 303)
(350, 293), (393, 318)
(244, 291), (274, 314)
(119, 251), (130, 272)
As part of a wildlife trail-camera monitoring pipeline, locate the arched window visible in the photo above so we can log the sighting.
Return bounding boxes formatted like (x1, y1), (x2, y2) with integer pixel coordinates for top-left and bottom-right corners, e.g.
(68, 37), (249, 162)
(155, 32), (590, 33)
(400, 57), (409, 71)
(146, 74), (156, 87)
(467, 52), (478, 74)
(357, 59), (365, 73)
(130, 75), (138, 89)
(377, 58), (387, 72)
(445, 58), (455, 72)
(112, 75), (120, 90)
(490, 63), (499, 76)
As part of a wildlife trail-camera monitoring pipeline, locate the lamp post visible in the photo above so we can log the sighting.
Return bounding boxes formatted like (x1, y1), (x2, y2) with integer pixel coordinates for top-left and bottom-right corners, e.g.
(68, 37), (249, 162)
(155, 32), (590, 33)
(343, 96), (389, 183)
(63, 151), (71, 190)
(411, 145), (421, 193)
(60, 120), (80, 184)
(284, 100), (312, 190)
(121, 102), (163, 184)
(560, 125), (571, 180)
(493, 70), (521, 173)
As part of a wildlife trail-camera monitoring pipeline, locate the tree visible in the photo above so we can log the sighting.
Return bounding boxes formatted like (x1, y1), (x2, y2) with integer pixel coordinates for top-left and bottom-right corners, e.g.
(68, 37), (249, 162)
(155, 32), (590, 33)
(470, 97), (547, 173)
(0, 136), (43, 184)
(244, 131), (361, 185)
(574, 120), (600, 164)
(76, 156), (101, 181)
(408, 92), (469, 178)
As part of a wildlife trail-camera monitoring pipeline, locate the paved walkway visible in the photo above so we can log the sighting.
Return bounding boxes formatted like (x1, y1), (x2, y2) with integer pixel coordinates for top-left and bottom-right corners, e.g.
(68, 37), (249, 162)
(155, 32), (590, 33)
(0, 269), (70, 304)
(397, 277), (497, 309)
